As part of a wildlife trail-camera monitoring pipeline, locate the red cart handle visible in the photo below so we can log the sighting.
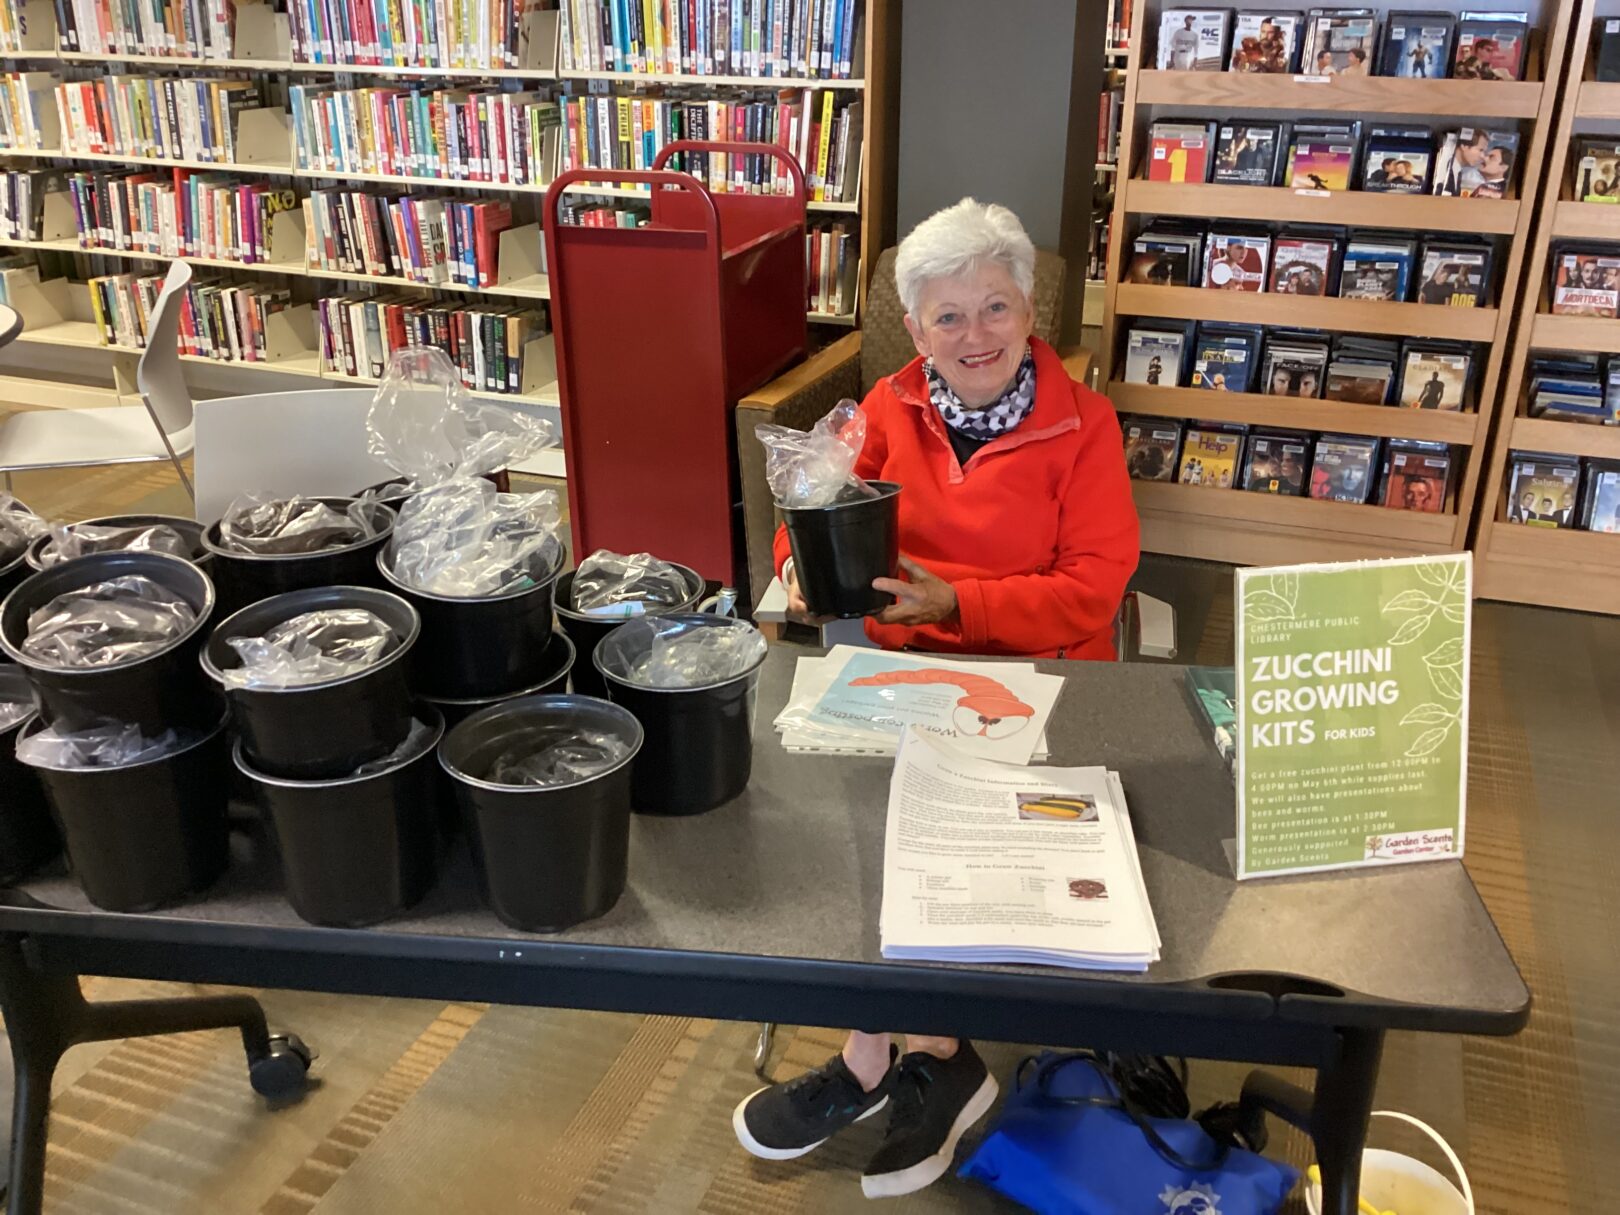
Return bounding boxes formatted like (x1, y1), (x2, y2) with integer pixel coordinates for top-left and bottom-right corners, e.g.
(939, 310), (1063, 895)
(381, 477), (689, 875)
(653, 140), (807, 203)
(545, 166), (721, 241)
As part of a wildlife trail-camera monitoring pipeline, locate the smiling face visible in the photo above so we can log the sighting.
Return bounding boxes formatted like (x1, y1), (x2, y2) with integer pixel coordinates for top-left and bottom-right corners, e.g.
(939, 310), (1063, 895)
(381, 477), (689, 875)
(903, 259), (1035, 408)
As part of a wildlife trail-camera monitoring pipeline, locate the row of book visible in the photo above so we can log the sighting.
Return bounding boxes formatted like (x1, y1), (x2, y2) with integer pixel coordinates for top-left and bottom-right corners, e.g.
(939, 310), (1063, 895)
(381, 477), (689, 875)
(288, 0), (548, 70)
(557, 0), (864, 79)
(1156, 7), (1530, 80)
(1123, 416), (1457, 511)
(1526, 351), (1620, 426)
(1505, 452), (1619, 532)
(51, 74), (272, 162)
(806, 220), (855, 316)
(302, 188), (516, 288)
(1122, 318), (1478, 410)
(315, 291), (546, 394)
(556, 89), (862, 203)
(0, 167), (57, 240)
(64, 170), (299, 263)
(1097, 86), (1122, 166)
(50, 0), (238, 59)
(1548, 245), (1620, 319)
(1127, 222), (1494, 307)
(87, 270), (291, 361)
(0, 72), (57, 150)
(289, 82), (560, 185)
(1148, 118), (1517, 199)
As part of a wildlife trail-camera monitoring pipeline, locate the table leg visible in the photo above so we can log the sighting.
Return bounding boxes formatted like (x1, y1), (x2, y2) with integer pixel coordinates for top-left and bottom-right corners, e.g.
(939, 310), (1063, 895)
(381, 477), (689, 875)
(1238, 1026), (1385, 1215)
(1311, 1027), (1384, 1215)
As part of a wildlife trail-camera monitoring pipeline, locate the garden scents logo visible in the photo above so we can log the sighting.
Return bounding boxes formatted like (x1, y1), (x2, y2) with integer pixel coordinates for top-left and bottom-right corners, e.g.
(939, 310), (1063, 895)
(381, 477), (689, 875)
(1160, 1181), (1221, 1214)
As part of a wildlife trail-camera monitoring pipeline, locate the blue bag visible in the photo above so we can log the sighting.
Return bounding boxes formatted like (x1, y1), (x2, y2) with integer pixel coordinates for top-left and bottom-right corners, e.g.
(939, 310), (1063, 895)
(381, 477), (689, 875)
(958, 1052), (1299, 1215)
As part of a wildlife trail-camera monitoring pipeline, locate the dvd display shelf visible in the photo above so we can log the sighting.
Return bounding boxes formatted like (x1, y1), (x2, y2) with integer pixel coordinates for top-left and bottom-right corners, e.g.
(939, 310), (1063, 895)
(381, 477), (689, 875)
(1471, 0), (1620, 613)
(0, 0), (898, 367)
(1098, 0), (1578, 567)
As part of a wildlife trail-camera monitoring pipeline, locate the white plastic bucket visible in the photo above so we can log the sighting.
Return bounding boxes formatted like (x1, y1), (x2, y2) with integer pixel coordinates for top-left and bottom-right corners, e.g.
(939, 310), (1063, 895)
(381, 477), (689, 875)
(1306, 1111), (1473, 1215)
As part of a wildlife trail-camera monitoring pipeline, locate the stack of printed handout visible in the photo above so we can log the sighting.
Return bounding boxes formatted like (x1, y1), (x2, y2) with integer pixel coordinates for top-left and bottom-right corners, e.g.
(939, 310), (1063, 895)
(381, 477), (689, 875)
(774, 647), (1065, 764)
(880, 728), (1161, 972)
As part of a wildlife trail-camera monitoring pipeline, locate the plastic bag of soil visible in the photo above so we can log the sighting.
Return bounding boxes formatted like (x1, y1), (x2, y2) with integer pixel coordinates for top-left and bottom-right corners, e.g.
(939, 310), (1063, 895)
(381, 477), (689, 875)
(40, 521), (191, 567)
(224, 608), (396, 689)
(485, 728), (633, 787)
(217, 495), (376, 556)
(22, 576), (197, 669)
(0, 494), (46, 564)
(366, 347), (556, 491)
(611, 619), (767, 689)
(390, 480), (562, 598)
(570, 550), (690, 618)
(15, 719), (191, 769)
(755, 400), (881, 509)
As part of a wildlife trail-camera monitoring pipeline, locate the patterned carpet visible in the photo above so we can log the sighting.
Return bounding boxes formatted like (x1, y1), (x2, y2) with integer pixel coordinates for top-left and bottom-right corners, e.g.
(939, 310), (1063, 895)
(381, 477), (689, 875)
(5, 462), (1619, 1213)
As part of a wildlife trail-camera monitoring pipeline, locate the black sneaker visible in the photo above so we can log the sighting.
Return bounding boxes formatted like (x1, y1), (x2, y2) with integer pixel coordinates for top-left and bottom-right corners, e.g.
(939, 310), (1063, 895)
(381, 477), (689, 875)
(733, 1048), (896, 1161)
(860, 1042), (998, 1199)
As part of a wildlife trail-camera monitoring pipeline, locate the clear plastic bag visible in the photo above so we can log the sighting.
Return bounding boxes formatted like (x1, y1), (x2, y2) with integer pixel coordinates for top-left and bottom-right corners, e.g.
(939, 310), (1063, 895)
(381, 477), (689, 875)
(217, 494), (377, 556)
(15, 719), (190, 769)
(485, 729), (633, 787)
(350, 715), (437, 776)
(224, 608), (396, 689)
(366, 347), (556, 490)
(0, 698), (33, 731)
(605, 618), (767, 689)
(22, 576), (197, 669)
(40, 522), (190, 567)
(755, 399), (880, 509)
(570, 550), (690, 618)
(390, 481), (562, 598)
(0, 494), (46, 564)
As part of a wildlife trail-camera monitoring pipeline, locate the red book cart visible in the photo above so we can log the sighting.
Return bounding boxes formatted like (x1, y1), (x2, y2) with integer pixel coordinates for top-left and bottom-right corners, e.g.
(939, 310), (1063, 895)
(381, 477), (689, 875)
(544, 141), (809, 594)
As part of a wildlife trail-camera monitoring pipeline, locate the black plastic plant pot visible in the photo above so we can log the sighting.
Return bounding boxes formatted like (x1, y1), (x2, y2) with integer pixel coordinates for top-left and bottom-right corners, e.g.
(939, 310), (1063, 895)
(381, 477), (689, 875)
(0, 551), (218, 734)
(0, 705), (62, 884)
(237, 706), (444, 928)
(376, 538), (565, 700)
(594, 614), (767, 817)
(25, 513), (211, 573)
(201, 585), (419, 780)
(439, 694), (642, 933)
(419, 631), (575, 728)
(554, 562), (706, 700)
(201, 498), (396, 618)
(19, 710), (230, 912)
(779, 480), (902, 618)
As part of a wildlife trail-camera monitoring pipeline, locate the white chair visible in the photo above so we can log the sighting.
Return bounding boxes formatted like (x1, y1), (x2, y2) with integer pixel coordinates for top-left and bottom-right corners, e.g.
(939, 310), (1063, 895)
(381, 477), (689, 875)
(191, 388), (394, 524)
(0, 260), (196, 498)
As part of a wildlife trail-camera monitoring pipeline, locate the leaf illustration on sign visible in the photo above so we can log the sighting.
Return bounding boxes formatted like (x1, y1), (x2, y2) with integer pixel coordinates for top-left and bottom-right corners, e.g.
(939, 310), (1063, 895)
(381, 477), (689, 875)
(1388, 611), (1433, 645)
(1401, 702), (1458, 726)
(1242, 574), (1299, 621)
(1406, 726), (1452, 758)
(1382, 589), (1436, 614)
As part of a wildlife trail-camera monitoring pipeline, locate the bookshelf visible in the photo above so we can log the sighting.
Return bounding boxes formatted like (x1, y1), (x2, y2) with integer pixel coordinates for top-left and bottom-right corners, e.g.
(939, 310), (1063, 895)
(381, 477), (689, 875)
(0, 0), (897, 445)
(1471, 0), (1620, 613)
(1099, 0), (1577, 567)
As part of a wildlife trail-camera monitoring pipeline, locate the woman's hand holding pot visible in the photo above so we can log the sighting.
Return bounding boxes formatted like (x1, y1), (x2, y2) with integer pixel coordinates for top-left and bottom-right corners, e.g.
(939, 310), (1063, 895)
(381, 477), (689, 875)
(873, 557), (957, 627)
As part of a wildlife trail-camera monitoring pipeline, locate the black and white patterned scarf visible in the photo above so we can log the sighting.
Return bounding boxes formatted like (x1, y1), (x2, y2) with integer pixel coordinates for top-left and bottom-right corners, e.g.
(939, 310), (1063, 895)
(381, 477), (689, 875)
(925, 345), (1037, 440)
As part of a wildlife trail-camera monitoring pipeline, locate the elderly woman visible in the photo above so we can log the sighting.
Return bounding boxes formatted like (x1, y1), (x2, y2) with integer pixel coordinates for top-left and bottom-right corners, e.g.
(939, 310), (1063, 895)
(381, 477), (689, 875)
(734, 200), (1140, 1197)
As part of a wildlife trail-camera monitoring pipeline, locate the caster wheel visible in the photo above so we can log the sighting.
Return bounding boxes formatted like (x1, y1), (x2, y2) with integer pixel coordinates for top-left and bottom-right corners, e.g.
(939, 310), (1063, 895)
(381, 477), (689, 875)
(250, 1032), (314, 1100)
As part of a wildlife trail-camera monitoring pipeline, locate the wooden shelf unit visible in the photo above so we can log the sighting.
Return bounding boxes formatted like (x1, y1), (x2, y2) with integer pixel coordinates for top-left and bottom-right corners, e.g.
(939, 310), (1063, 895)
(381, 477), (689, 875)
(1472, 0), (1620, 613)
(0, 0), (897, 400)
(1099, 0), (1577, 567)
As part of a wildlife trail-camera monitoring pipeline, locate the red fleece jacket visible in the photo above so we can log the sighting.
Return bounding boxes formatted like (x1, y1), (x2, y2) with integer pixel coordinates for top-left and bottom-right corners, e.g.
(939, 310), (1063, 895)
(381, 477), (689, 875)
(773, 338), (1141, 660)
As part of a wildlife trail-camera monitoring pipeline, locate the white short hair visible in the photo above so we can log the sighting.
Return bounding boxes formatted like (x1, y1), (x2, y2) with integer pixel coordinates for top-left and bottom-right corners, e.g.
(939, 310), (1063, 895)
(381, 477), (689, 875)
(894, 198), (1036, 318)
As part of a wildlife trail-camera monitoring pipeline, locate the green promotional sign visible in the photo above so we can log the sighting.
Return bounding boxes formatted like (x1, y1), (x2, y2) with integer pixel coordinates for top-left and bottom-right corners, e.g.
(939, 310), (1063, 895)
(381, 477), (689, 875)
(1235, 554), (1470, 879)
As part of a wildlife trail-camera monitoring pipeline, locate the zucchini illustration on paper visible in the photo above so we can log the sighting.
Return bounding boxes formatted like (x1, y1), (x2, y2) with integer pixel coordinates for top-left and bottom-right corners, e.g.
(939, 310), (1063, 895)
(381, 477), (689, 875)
(847, 667), (1036, 739)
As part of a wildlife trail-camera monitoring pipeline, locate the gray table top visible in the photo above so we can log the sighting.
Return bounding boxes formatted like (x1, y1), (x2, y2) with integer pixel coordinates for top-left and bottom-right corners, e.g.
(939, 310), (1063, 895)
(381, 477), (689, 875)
(1, 648), (1529, 1034)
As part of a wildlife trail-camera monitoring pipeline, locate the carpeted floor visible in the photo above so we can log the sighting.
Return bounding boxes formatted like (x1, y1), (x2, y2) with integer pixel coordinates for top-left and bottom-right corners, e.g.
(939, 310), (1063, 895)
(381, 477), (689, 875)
(4, 462), (1618, 1214)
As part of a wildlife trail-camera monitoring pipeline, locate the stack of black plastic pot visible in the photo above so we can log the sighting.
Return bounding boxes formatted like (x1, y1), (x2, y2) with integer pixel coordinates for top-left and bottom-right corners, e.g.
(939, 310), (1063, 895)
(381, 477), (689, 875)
(0, 547), (226, 913)
(202, 583), (443, 929)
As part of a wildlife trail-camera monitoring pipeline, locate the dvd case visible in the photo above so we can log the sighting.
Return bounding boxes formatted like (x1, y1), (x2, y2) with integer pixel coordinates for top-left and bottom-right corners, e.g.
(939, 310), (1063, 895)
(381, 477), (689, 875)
(1229, 11), (1303, 71)
(1454, 15), (1528, 80)
(1398, 348), (1471, 409)
(1124, 327), (1189, 385)
(1309, 435), (1379, 502)
(1507, 454), (1580, 526)
(1363, 127), (1434, 194)
(1581, 459), (1620, 532)
(1381, 12), (1454, 76)
(1178, 427), (1245, 487)
(1242, 431), (1310, 494)
(1551, 249), (1620, 317)
(1381, 445), (1451, 512)
(1302, 8), (1379, 74)
(1159, 8), (1234, 70)
(1574, 140), (1620, 202)
(1270, 234), (1337, 295)
(1204, 231), (1269, 290)
(1432, 127), (1518, 198)
(1417, 244), (1489, 307)
(1124, 417), (1185, 481)
(1148, 121), (1217, 182)
(1212, 123), (1281, 185)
